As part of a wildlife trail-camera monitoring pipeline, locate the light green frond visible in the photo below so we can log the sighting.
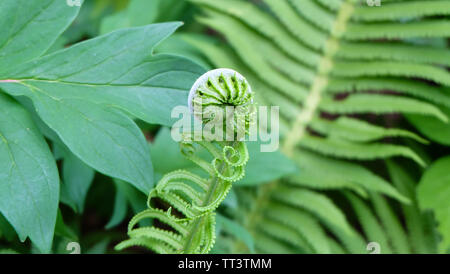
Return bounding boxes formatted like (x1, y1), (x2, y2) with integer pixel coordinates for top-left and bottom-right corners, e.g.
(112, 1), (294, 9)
(370, 192), (411, 254)
(331, 61), (450, 86)
(264, 0), (328, 50)
(288, 0), (336, 32)
(327, 78), (450, 109)
(116, 238), (175, 254)
(253, 231), (301, 254)
(272, 185), (353, 235)
(190, 0), (320, 66)
(345, 192), (393, 254)
(326, 224), (367, 254)
(196, 10), (308, 101)
(310, 116), (428, 144)
(337, 42), (450, 66)
(345, 20), (450, 40)
(128, 227), (184, 250)
(299, 134), (425, 166)
(386, 161), (436, 253)
(320, 94), (449, 122)
(257, 218), (312, 252)
(288, 149), (410, 203)
(352, 1), (450, 22)
(316, 0), (343, 11)
(327, 238), (347, 254)
(265, 202), (331, 254)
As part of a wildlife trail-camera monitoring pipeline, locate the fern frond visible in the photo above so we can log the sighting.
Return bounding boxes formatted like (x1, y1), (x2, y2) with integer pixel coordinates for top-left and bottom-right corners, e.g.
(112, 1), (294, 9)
(345, 20), (450, 40)
(337, 42), (450, 66)
(331, 61), (450, 86)
(272, 185), (353, 235)
(191, 0), (320, 65)
(288, 149), (409, 202)
(310, 116), (428, 144)
(316, 0), (344, 11)
(116, 69), (253, 254)
(264, 0), (328, 50)
(288, 0), (336, 32)
(253, 231), (301, 254)
(386, 160), (437, 253)
(265, 202), (331, 253)
(196, 8), (309, 101)
(326, 223), (367, 254)
(345, 192), (393, 254)
(370, 192), (411, 253)
(327, 78), (450, 109)
(352, 1), (450, 21)
(320, 94), (448, 122)
(299, 134), (425, 166)
(327, 238), (347, 254)
(257, 217), (313, 253)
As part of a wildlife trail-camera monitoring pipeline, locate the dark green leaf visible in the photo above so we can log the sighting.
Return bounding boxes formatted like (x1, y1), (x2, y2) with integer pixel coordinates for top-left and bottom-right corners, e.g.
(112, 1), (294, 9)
(60, 147), (95, 213)
(0, 93), (59, 253)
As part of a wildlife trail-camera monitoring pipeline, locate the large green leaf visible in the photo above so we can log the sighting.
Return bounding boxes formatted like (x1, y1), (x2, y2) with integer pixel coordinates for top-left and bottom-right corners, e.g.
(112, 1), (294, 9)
(417, 156), (450, 252)
(0, 93), (59, 253)
(0, 23), (205, 193)
(105, 179), (150, 229)
(60, 146), (95, 213)
(105, 183), (128, 230)
(0, 23), (204, 126)
(0, 0), (80, 73)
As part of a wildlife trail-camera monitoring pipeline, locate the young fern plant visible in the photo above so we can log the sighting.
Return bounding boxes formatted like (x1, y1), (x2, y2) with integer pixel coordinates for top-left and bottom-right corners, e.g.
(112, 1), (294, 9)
(116, 69), (255, 253)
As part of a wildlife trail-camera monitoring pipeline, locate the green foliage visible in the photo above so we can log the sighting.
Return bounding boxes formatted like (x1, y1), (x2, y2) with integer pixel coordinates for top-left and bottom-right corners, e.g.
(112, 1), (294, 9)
(1, 0), (449, 255)
(407, 107), (450, 146)
(0, 93), (59, 253)
(100, 0), (191, 35)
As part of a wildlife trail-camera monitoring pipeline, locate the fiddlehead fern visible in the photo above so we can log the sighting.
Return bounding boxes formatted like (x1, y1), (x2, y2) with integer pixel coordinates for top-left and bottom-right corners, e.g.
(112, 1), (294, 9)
(116, 69), (255, 254)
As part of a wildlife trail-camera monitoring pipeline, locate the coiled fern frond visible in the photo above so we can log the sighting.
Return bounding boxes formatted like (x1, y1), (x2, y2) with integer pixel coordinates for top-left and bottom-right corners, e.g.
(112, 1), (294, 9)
(116, 69), (254, 253)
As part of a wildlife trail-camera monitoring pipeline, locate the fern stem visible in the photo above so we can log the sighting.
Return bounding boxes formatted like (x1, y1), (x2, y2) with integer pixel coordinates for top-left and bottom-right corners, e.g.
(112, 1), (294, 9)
(183, 140), (237, 252)
(282, 0), (355, 156)
(232, 181), (279, 253)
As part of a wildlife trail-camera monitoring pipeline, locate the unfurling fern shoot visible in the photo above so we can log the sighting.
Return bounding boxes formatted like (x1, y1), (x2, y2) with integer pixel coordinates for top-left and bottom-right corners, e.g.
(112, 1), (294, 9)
(116, 69), (256, 254)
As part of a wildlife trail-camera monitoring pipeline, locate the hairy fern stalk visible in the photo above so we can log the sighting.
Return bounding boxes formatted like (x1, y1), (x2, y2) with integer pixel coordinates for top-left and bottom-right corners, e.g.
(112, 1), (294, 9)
(181, 0), (450, 253)
(116, 69), (255, 253)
